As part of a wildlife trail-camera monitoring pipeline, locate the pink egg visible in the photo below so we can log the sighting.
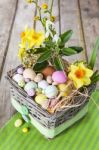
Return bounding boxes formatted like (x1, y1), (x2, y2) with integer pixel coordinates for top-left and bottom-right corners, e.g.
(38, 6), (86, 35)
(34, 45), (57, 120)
(52, 71), (67, 83)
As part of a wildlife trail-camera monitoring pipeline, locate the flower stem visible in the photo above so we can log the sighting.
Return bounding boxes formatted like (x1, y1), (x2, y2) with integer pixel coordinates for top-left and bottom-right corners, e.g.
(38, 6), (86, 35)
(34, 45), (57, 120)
(50, 0), (54, 16)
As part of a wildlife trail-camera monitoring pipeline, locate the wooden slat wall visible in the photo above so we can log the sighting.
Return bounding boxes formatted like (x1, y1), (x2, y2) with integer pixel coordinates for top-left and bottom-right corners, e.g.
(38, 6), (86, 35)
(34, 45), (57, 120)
(0, 0), (18, 78)
(0, 0), (36, 127)
(60, 0), (86, 62)
(79, 0), (99, 87)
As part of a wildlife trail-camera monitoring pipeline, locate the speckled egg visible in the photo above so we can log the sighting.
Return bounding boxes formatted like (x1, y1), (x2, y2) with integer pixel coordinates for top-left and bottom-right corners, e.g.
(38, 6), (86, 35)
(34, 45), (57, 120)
(35, 94), (48, 105)
(34, 73), (43, 83)
(45, 85), (58, 98)
(13, 74), (24, 83)
(14, 119), (23, 127)
(46, 76), (53, 84)
(24, 81), (37, 92)
(17, 67), (24, 75)
(49, 99), (58, 108)
(24, 78), (30, 83)
(58, 84), (67, 92)
(41, 99), (50, 109)
(36, 88), (42, 94)
(23, 68), (36, 81)
(42, 66), (55, 77)
(52, 71), (67, 83)
(52, 81), (58, 86)
(38, 80), (49, 90)
(18, 80), (25, 88)
(27, 89), (35, 97)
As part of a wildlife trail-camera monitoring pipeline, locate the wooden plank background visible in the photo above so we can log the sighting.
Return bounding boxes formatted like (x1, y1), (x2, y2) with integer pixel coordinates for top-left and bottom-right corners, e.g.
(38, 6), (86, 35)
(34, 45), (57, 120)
(0, 0), (99, 127)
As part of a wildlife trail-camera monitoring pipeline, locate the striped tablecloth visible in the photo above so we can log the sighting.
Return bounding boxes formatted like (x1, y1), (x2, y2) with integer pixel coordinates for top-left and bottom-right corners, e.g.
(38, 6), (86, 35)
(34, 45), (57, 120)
(0, 90), (99, 150)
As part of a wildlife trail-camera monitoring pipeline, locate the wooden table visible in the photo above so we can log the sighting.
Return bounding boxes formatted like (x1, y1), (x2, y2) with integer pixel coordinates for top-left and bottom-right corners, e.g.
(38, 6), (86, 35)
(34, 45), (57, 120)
(0, 0), (99, 128)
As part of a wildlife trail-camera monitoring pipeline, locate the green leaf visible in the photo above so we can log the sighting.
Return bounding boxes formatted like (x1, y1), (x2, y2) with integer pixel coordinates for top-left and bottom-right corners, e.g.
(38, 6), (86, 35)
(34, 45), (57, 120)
(33, 61), (49, 72)
(34, 48), (47, 54)
(92, 74), (99, 83)
(37, 50), (52, 63)
(54, 56), (64, 70)
(60, 30), (73, 45)
(69, 46), (83, 53)
(89, 37), (99, 69)
(91, 70), (99, 80)
(62, 47), (77, 56)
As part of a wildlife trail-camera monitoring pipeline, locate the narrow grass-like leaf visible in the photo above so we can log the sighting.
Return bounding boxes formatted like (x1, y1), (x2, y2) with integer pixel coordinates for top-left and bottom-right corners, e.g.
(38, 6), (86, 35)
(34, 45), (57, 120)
(89, 37), (99, 69)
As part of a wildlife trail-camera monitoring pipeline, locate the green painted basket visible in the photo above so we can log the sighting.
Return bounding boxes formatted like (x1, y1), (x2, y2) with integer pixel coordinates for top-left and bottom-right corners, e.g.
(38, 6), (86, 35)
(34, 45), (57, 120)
(6, 66), (96, 139)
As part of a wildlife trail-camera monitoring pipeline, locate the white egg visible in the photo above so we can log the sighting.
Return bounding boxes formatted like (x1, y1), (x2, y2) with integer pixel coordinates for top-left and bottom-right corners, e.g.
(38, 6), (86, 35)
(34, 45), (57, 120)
(38, 80), (49, 90)
(13, 74), (24, 83)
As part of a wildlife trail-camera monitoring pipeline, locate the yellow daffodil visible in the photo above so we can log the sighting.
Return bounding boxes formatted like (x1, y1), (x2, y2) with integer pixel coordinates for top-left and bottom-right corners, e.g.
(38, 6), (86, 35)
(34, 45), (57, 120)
(18, 48), (26, 60)
(42, 3), (48, 9)
(19, 27), (45, 49)
(20, 26), (30, 44)
(68, 62), (93, 89)
(29, 29), (45, 47)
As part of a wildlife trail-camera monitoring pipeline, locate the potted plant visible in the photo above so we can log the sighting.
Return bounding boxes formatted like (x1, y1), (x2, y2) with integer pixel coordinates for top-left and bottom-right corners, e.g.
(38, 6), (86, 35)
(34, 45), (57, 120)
(6, 0), (99, 139)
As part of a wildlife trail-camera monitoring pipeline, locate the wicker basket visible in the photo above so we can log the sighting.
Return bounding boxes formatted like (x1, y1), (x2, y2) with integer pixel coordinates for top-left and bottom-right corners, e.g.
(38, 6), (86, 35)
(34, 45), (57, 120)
(6, 65), (96, 138)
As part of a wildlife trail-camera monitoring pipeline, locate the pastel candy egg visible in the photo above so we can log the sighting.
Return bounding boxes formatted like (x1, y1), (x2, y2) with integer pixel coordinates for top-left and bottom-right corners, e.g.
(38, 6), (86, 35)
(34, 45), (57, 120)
(58, 84), (67, 92)
(18, 80), (25, 88)
(17, 67), (24, 75)
(36, 88), (42, 94)
(35, 94), (48, 105)
(42, 66), (55, 77)
(22, 127), (29, 133)
(14, 119), (23, 127)
(46, 76), (53, 84)
(45, 85), (58, 98)
(34, 73), (43, 83)
(41, 100), (50, 109)
(52, 71), (67, 83)
(52, 81), (58, 86)
(23, 68), (36, 81)
(38, 80), (49, 90)
(27, 89), (35, 97)
(24, 78), (30, 83)
(13, 74), (24, 83)
(49, 99), (58, 108)
(24, 81), (37, 92)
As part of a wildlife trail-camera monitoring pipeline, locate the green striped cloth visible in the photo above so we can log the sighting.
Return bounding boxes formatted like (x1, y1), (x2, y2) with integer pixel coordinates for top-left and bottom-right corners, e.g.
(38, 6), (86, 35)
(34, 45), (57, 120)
(0, 90), (99, 150)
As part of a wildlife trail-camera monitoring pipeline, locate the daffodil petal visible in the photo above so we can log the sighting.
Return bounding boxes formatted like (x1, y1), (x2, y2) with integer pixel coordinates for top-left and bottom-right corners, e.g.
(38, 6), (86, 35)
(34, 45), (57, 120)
(73, 79), (84, 89)
(82, 77), (91, 86)
(85, 68), (93, 77)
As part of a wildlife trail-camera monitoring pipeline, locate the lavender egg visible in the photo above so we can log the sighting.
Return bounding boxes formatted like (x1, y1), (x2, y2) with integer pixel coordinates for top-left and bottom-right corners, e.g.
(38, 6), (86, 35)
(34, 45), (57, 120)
(38, 80), (49, 90)
(17, 67), (24, 75)
(27, 89), (35, 97)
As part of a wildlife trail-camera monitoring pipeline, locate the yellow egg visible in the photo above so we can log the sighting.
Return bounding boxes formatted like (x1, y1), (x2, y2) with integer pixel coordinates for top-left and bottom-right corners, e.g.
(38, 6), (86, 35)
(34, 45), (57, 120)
(61, 92), (68, 97)
(35, 94), (47, 105)
(22, 127), (29, 133)
(58, 84), (67, 92)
